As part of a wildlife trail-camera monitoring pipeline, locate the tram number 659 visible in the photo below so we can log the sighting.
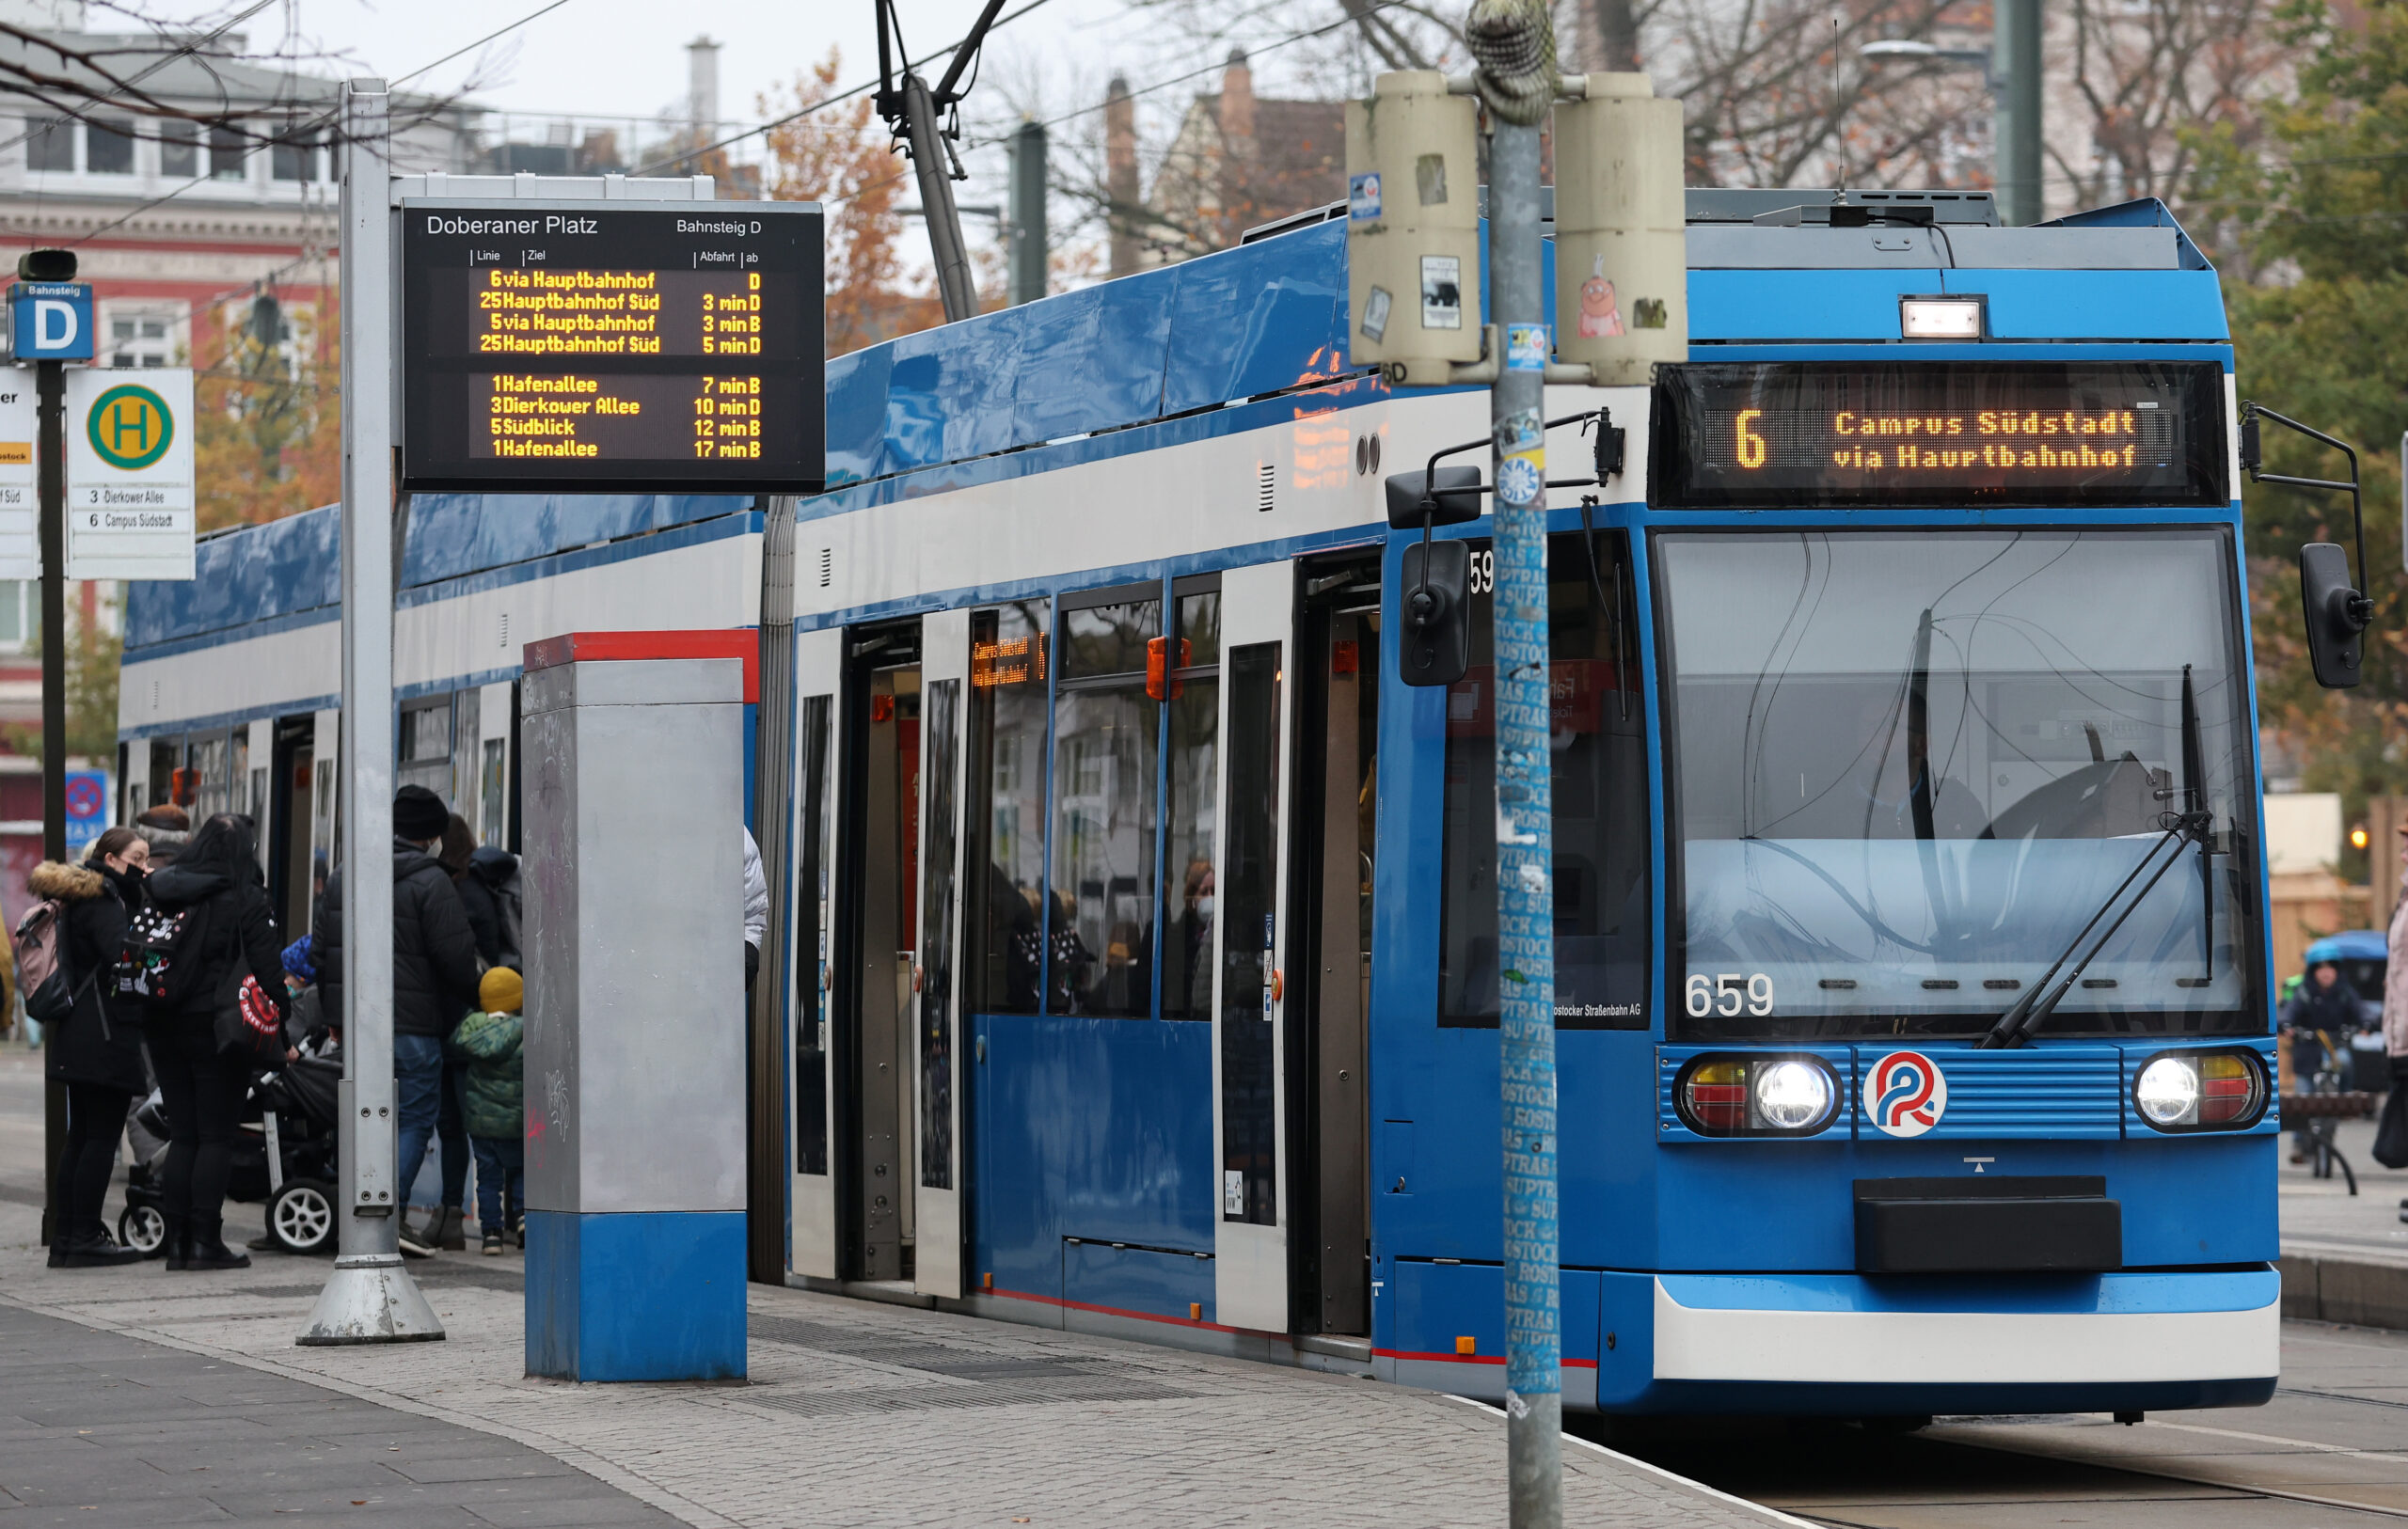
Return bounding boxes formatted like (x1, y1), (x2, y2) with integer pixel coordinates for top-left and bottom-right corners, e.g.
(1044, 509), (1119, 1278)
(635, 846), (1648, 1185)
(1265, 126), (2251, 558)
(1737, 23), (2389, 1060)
(1687, 972), (1774, 1017)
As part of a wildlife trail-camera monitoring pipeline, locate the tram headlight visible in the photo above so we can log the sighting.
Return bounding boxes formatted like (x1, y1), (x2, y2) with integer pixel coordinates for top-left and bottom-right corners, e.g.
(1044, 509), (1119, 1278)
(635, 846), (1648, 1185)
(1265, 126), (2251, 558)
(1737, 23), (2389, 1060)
(2135, 1057), (2200, 1126)
(2132, 1050), (2267, 1132)
(1675, 1054), (1839, 1137)
(1755, 1060), (1833, 1130)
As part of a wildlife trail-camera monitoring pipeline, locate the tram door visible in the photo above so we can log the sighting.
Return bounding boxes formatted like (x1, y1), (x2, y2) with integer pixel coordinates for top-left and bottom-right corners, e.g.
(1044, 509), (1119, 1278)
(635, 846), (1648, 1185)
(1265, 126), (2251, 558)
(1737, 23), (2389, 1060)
(789, 628), (843, 1280)
(1213, 562), (1298, 1332)
(912, 609), (969, 1300)
(1291, 554), (1381, 1336)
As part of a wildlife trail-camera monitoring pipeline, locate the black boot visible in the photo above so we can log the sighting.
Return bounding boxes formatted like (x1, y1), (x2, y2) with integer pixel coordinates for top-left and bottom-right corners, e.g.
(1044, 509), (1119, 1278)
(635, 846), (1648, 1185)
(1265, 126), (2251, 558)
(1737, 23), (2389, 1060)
(180, 1216), (249, 1271)
(50, 1224), (142, 1269)
(436, 1206), (466, 1252)
(163, 1214), (190, 1272)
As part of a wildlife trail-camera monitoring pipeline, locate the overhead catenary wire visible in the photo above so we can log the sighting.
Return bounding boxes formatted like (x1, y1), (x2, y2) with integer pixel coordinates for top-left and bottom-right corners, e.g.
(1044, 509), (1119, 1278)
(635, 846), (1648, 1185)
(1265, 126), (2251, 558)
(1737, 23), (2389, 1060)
(820, 0), (1434, 211)
(388, 0), (574, 89)
(626, 0), (1066, 177)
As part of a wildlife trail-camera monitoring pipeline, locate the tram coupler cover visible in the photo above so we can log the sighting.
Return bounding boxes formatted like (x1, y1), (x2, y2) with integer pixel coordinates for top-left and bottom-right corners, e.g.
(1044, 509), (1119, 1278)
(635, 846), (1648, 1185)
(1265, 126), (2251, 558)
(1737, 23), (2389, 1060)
(520, 635), (750, 1380)
(1853, 1176), (2122, 1274)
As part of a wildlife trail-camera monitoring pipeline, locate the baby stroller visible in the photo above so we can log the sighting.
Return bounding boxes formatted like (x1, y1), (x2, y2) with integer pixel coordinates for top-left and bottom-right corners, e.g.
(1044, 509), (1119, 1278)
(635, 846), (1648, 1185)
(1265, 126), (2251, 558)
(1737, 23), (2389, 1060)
(119, 1044), (345, 1256)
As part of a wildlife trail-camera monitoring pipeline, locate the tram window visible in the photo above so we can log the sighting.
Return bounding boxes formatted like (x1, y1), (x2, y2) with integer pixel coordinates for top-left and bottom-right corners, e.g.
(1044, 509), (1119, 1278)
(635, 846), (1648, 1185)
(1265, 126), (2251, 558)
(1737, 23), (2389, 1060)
(795, 694), (833, 1175)
(1658, 528), (2260, 1040)
(965, 602), (1049, 1015)
(1164, 586), (1221, 1020)
(1221, 642), (1281, 1222)
(1437, 531), (1651, 1030)
(1049, 593), (1163, 1017)
(398, 699), (452, 802)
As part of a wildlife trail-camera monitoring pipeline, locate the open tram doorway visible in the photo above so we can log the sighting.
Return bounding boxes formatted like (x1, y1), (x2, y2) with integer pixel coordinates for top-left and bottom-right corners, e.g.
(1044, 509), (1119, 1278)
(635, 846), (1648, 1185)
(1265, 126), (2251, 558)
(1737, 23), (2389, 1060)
(837, 620), (923, 1285)
(267, 715), (314, 939)
(1290, 554), (1381, 1337)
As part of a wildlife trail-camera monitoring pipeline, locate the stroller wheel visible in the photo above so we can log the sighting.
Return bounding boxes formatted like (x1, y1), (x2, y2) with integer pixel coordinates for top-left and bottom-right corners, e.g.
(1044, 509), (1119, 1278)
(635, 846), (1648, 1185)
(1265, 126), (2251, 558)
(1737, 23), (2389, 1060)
(268, 1179), (337, 1255)
(118, 1204), (166, 1256)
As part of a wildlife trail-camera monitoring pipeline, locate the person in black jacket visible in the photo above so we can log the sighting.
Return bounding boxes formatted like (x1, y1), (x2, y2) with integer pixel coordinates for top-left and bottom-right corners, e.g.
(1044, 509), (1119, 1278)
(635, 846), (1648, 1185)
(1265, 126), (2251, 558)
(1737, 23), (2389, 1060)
(38, 828), (151, 1268)
(143, 812), (286, 1271)
(314, 786), (483, 1256)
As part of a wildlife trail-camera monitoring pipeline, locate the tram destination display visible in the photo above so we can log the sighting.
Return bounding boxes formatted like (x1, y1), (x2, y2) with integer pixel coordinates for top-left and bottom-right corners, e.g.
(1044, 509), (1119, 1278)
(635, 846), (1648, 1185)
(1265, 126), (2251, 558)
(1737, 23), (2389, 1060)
(400, 200), (823, 492)
(1650, 361), (2226, 510)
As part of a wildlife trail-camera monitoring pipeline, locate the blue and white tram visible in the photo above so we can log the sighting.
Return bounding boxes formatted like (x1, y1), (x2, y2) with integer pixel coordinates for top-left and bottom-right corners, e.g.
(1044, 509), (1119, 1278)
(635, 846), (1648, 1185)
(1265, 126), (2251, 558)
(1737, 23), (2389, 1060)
(124, 183), (2282, 1419)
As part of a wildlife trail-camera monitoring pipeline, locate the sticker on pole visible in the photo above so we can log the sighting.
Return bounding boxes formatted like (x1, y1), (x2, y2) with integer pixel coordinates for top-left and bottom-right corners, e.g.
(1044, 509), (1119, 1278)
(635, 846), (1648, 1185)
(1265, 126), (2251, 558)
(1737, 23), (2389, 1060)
(1349, 171), (1383, 221)
(64, 367), (194, 581)
(1864, 1050), (1947, 1138)
(1504, 323), (1549, 372)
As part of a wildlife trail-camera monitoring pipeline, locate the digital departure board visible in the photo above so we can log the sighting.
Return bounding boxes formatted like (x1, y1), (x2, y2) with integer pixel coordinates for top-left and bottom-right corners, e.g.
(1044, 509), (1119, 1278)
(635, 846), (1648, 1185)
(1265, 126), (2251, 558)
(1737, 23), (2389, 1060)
(1649, 361), (2227, 510)
(399, 200), (823, 493)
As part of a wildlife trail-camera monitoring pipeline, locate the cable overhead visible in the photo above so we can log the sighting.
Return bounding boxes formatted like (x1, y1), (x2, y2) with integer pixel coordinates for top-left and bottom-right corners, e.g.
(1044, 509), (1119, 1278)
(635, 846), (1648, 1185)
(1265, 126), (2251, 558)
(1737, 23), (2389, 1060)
(626, 0), (1061, 177)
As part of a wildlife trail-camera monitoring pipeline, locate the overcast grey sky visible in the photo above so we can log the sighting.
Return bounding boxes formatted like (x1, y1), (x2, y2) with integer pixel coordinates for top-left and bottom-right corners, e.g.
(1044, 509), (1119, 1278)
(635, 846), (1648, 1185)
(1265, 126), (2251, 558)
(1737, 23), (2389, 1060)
(299, 0), (1130, 137)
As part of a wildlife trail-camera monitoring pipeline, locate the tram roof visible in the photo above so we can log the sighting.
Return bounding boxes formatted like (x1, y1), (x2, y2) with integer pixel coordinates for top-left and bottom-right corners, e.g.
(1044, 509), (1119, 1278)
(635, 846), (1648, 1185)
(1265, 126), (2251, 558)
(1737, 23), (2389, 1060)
(821, 191), (2224, 490)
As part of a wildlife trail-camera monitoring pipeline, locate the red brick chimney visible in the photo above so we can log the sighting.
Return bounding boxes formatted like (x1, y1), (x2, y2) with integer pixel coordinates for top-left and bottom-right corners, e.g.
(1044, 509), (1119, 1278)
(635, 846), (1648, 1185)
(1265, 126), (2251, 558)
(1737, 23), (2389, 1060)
(1219, 48), (1255, 144)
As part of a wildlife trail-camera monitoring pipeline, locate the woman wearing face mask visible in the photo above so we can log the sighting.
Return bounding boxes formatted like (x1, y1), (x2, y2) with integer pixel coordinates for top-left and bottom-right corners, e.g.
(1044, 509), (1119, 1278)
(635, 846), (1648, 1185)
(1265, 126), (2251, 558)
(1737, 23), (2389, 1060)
(37, 827), (151, 1267)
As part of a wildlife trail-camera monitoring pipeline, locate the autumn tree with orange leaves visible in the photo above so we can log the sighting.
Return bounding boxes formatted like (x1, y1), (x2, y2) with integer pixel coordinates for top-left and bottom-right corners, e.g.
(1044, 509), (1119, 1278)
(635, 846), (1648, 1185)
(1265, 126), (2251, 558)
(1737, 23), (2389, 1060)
(193, 293), (341, 532)
(762, 51), (945, 355)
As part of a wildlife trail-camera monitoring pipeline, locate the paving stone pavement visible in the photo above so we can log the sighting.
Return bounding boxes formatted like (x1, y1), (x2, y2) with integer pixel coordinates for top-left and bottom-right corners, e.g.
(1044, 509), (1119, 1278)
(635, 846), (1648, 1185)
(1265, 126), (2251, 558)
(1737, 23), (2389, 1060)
(0, 1201), (1793, 1528)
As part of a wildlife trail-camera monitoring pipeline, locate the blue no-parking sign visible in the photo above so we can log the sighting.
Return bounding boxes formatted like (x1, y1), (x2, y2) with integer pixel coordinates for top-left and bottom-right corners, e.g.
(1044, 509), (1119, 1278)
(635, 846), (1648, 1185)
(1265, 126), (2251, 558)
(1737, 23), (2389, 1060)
(62, 769), (108, 856)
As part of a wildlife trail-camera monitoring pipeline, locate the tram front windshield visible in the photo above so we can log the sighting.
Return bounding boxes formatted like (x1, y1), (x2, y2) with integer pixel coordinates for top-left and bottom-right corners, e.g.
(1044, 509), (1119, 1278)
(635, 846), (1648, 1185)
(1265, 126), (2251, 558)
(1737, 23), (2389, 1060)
(1660, 528), (2259, 1040)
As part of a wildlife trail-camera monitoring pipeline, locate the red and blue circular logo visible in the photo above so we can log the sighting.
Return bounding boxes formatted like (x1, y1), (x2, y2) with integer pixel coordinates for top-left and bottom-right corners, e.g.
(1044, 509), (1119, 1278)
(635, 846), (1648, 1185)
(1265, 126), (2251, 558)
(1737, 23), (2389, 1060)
(1865, 1050), (1948, 1138)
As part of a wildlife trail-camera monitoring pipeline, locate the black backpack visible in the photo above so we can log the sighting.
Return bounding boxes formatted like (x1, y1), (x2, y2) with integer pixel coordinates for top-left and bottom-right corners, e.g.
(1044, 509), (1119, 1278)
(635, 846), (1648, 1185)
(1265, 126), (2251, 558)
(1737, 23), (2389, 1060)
(116, 901), (195, 1009)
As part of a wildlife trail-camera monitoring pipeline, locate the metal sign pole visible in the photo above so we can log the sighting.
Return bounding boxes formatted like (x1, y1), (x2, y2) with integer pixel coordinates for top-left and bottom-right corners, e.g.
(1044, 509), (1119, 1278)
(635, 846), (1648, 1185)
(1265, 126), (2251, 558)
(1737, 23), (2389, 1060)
(35, 353), (63, 1247)
(300, 76), (441, 1346)
(1467, 3), (1564, 1521)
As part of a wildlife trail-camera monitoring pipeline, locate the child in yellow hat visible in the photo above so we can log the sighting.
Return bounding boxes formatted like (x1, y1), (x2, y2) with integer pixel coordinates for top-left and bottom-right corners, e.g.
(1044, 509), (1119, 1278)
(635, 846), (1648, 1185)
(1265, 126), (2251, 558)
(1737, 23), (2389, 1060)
(454, 967), (525, 1254)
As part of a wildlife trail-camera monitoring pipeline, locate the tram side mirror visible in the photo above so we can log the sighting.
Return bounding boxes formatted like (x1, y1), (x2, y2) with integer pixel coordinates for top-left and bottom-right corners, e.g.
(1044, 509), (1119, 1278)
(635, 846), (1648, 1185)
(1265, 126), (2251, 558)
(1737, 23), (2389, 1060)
(1399, 538), (1470, 687)
(1386, 466), (1484, 528)
(2301, 542), (2367, 688)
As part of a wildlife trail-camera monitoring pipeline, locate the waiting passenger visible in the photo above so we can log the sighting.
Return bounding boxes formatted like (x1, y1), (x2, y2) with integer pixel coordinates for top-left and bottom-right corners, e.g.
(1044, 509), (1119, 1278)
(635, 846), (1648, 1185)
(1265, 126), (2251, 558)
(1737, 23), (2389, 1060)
(314, 785), (483, 1259)
(134, 803), (191, 869)
(454, 966), (526, 1255)
(38, 828), (150, 1268)
(143, 813), (287, 1270)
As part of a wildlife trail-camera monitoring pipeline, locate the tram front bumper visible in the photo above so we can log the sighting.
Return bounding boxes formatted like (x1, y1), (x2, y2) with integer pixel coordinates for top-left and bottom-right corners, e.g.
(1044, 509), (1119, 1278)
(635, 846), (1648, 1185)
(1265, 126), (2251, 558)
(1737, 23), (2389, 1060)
(1376, 1266), (2280, 1415)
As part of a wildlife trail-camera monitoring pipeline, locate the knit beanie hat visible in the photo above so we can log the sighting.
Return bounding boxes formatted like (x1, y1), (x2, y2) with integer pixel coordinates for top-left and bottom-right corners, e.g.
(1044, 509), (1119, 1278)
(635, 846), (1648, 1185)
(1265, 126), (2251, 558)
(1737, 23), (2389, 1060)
(280, 936), (316, 984)
(480, 966), (524, 1015)
(393, 785), (448, 842)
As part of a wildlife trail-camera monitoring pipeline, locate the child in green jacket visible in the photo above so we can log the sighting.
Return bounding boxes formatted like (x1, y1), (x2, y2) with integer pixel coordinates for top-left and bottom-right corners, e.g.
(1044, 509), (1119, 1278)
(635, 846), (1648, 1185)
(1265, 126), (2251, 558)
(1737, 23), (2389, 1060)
(454, 967), (524, 1255)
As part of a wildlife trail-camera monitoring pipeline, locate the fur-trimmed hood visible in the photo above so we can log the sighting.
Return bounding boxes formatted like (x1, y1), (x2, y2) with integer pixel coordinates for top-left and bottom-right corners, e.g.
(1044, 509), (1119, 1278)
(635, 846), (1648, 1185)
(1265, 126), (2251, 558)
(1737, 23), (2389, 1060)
(28, 860), (103, 901)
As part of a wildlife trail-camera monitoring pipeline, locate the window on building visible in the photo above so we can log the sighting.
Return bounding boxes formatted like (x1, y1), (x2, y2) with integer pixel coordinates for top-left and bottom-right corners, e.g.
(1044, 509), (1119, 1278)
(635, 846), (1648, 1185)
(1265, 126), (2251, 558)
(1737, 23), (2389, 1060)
(158, 120), (198, 177)
(26, 117), (73, 172)
(109, 313), (173, 369)
(271, 125), (319, 182)
(1438, 528), (1651, 1029)
(964, 601), (1048, 1015)
(1047, 589), (1161, 1017)
(208, 126), (246, 181)
(86, 117), (135, 174)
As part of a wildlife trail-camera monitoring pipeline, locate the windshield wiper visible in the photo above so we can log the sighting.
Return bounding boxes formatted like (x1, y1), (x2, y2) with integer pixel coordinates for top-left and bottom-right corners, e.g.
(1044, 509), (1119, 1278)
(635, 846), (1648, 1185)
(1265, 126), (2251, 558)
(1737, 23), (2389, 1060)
(1979, 668), (2214, 1049)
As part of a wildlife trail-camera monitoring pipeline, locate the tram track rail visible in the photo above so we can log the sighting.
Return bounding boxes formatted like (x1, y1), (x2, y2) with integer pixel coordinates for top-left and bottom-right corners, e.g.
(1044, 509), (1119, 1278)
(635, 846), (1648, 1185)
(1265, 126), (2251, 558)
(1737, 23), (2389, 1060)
(1580, 1321), (2408, 1529)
